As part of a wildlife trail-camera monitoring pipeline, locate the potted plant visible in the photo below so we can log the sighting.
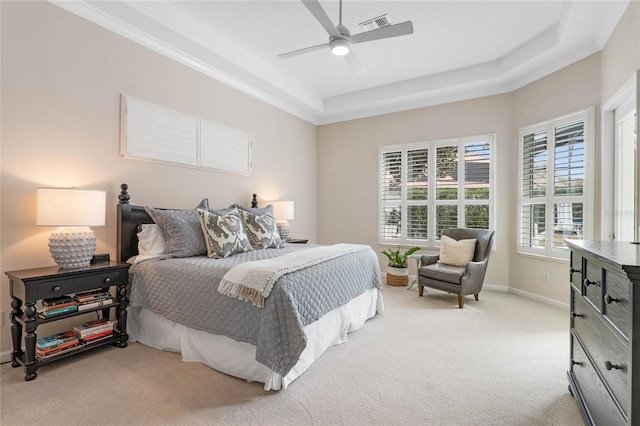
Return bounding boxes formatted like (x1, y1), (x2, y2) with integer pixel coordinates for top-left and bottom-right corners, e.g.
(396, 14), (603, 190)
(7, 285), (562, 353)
(382, 246), (421, 286)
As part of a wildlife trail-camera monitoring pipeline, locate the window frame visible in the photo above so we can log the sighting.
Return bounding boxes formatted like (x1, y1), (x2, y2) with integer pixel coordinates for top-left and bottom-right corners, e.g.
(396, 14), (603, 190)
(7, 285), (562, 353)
(378, 134), (495, 248)
(517, 107), (595, 260)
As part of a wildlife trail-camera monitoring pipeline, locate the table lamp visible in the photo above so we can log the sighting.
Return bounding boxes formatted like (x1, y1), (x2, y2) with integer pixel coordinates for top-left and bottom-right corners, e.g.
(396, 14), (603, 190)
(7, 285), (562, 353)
(36, 188), (106, 268)
(270, 201), (294, 241)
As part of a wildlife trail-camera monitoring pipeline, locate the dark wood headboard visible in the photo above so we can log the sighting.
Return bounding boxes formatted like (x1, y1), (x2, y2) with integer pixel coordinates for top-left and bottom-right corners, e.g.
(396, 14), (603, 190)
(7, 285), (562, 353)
(116, 183), (154, 263)
(116, 183), (260, 263)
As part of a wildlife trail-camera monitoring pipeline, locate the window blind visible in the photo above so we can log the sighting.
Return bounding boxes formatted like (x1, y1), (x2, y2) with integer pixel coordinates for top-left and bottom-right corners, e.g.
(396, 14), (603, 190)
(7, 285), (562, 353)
(378, 135), (494, 247)
(121, 96), (251, 176)
(518, 108), (592, 258)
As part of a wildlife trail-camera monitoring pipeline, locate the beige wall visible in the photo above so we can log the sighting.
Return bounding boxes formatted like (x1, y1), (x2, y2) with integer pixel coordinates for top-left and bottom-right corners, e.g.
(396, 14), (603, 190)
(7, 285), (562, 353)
(0, 2), (317, 354)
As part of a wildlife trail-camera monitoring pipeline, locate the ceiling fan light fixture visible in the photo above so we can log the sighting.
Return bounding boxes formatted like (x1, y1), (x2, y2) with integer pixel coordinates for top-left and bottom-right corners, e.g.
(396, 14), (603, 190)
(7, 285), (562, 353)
(330, 38), (350, 56)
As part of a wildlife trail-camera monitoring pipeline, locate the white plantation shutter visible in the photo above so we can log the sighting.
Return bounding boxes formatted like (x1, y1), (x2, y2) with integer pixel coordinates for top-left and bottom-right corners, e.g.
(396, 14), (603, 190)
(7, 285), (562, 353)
(518, 109), (592, 258)
(380, 150), (403, 240)
(464, 140), (491, 229)
(121, 96), (251, 175)
(379, 135), (493, 247)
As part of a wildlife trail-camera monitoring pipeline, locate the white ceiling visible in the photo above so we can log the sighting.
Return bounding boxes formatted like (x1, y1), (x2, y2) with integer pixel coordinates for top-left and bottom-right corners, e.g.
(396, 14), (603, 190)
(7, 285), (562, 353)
(52, 0), (629, 124)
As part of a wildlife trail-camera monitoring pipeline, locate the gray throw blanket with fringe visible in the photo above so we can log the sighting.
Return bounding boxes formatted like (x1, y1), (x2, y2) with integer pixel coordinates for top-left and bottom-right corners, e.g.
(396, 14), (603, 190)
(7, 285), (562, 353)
(128, 244), (382, 376)
(218, 244), (370, 307)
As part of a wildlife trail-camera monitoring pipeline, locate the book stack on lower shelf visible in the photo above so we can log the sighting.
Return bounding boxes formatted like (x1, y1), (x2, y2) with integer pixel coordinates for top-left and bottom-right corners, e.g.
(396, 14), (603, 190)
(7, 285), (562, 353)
(36, 330), (80, 360)
(73, 289), (113, 311)
(38, 296), (78, 319)
(73, 318), (114, 343)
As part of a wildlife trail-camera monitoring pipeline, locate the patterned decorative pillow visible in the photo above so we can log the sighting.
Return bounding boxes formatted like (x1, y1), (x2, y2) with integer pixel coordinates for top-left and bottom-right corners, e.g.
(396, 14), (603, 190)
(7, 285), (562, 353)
(198, 208), (253, 258)
(237, 206), (284, 249)
(144, 199), (209, 258)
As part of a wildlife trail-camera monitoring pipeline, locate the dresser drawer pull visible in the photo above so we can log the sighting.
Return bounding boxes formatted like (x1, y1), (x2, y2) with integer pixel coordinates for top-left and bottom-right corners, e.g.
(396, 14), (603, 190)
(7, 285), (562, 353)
(571, 360), (583, 366)
(604, 294), (620, 304)
(604, 361), (623, 371)
(584, 278), (601, 287)
(52, 286), (61, 292)
(104, 277), (111, 283)
(571, 311), (584, 318)
(570, 268), (582, 274)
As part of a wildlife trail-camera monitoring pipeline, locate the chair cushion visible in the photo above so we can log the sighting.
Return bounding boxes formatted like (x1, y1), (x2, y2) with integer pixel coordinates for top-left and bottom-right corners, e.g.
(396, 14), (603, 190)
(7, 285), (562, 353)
(438, 235), (476, 266)
(420, 263), (466, 284)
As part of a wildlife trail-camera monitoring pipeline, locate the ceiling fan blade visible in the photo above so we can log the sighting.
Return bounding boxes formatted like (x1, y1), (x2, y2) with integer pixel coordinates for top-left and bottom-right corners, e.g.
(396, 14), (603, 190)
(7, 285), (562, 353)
(351, 21), (414, 44)
(301, 0), (341, 39)
(344, 51), (366, 75)
(279, 42), (329, 59)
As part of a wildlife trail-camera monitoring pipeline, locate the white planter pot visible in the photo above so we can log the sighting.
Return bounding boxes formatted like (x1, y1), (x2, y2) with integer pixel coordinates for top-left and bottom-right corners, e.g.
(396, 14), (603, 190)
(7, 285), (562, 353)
(387, 266), (409, 276)
(386, 266), (409, 286)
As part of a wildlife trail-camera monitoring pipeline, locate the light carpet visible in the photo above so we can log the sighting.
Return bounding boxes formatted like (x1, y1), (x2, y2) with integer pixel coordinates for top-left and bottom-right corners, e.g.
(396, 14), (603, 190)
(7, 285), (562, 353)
(0, 285), (583, 425)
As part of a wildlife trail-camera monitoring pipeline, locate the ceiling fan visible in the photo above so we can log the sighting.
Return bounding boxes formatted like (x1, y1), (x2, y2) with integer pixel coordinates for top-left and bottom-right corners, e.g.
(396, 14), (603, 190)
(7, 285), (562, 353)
(279, 0), (414, 74)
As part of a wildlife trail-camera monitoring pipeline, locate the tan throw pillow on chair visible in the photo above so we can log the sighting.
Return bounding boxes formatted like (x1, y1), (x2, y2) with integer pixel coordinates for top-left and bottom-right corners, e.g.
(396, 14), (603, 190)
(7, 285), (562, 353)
(438, 234), (477, 266)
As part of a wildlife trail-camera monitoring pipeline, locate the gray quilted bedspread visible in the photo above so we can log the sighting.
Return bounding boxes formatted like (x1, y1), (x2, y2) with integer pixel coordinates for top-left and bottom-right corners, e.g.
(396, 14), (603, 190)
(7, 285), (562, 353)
(128, 244), (382, 376)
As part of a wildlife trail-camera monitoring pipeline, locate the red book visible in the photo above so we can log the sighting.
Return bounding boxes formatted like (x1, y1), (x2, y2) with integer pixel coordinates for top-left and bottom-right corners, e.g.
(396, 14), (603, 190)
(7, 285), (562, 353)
(82, 330), (113, 342)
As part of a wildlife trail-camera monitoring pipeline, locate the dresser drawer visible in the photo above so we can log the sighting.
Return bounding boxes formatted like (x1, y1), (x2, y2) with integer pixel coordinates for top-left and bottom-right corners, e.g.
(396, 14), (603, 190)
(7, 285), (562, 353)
(571, 335), (626, 425)
(603, 270), (630, 339)
(573, 292), (629, 416)
(37, 271), (120, 300)
(584, 260), (603, 312)
(570, 251), (583, 292)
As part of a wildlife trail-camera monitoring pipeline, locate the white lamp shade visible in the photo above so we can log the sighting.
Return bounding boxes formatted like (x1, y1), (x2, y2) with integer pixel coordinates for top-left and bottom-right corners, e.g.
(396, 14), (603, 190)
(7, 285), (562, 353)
(37, 188), (106, 227)
(270, 201), (294, 220)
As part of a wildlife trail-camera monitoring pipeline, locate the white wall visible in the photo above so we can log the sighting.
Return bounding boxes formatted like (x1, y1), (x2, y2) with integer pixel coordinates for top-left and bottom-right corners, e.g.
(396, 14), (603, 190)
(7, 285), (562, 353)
(0, 1), (317, 355)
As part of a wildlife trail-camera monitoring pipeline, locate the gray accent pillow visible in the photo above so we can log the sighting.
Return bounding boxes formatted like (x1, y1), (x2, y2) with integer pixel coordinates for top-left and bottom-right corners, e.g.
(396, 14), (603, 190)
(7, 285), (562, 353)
(237, 207), (284, 249)
(144, 199), (209, 258)
(198, 208), (254, 258)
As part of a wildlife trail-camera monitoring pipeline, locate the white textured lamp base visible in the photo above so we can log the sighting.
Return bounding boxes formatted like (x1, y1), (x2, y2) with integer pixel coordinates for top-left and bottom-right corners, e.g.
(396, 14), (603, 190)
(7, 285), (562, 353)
(48, 226), (96, 268)
(276, 220), (290, 242)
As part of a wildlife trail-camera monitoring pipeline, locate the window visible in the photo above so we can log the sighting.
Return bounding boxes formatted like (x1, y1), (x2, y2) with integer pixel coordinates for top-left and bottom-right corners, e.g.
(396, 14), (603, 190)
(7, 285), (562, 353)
(518, 108), (594, 259)
(379, 135), (494, 247)
(120, 95), (252, 175)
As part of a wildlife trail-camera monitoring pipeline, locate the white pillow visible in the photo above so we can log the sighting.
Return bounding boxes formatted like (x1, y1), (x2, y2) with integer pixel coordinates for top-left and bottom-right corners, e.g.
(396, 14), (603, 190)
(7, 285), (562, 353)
(135, 224), (167, 263)
(438, 234), (477, 267)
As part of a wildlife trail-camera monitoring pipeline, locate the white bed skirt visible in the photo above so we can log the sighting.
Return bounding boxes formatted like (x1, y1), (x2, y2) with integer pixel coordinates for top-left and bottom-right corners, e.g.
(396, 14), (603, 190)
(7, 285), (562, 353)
(128, 288), (384, 390)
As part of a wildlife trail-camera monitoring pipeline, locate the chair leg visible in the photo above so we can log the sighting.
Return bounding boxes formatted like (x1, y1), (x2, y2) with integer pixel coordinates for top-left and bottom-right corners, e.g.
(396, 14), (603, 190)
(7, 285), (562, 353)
(458, 295), (464, 309)
(474, 293), (479, 301)
(418, 284), (423, 297)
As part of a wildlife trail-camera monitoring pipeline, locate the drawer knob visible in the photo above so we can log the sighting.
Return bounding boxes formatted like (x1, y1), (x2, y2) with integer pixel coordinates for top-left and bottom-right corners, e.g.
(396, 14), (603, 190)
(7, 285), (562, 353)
(604, 294), (620, 304)
(605, 361), (623, 371)
(104, 277), (111, 283)
(571, 311), (583, 318)
(52, 286), (61, 292)
(583, 278), (600, 287)
(571, 360), (583, 366)
(570, 268), (582, 274)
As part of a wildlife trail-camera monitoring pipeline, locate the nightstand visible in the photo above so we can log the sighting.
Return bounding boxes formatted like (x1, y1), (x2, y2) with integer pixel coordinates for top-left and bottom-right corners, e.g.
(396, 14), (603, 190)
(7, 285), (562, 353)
(6, 261), (130, 381)
(287, 239), (308, 244)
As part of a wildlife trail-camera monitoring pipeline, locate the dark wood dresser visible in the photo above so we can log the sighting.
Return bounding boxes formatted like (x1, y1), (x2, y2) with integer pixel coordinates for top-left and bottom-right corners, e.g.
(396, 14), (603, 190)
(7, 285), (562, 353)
(566, 240), (640, 425)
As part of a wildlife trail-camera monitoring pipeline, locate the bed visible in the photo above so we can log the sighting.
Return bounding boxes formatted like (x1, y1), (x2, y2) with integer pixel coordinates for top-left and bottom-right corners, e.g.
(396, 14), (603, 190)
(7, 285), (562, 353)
(116, 184), (383, 390)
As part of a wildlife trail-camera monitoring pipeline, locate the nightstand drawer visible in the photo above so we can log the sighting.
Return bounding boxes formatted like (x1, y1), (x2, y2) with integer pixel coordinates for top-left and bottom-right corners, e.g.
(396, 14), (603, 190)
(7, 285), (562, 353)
(573, 292), (629, 415)
(604, 270), (630, 339)
(38, 271), (119, 300)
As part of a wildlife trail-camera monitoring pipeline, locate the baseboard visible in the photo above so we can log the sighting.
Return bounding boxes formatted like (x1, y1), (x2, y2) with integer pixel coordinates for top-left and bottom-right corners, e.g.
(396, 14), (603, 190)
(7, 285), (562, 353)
(508, 287), (569, 311)
(1, 350), (13, 364)
(404, 276), (568, 310)
(483, 283), (508, 292)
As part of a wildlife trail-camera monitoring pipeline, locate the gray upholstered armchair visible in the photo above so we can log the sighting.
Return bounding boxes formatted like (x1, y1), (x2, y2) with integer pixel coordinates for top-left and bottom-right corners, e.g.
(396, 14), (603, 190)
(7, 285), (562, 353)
(418, 228), (495, 309)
